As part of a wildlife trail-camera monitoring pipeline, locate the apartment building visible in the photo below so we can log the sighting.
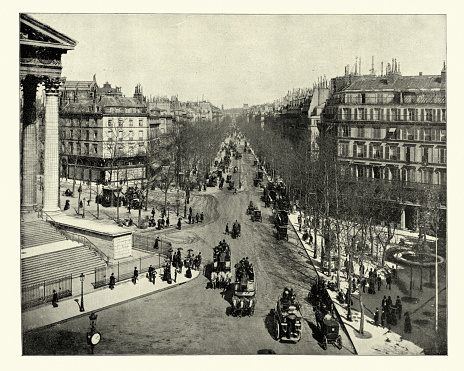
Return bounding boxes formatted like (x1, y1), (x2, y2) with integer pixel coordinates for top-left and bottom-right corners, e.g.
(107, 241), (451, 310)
(322, 62), (446, 230)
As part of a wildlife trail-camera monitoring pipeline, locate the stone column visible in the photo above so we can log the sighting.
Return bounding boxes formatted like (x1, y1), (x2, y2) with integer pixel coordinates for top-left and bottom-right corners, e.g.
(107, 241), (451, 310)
(42, 78), (62, 216)
(21, 76), (39, 212)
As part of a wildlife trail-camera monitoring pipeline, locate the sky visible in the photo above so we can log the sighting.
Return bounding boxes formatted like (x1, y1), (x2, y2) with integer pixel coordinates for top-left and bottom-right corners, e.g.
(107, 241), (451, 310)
(30, 13), (446, 109)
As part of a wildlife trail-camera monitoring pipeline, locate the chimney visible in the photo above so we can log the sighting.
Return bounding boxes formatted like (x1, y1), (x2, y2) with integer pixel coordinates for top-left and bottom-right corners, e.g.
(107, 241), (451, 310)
(359, 57), (361, 75)
(419, 72), (422, 76)
(381, 62), (383, 76)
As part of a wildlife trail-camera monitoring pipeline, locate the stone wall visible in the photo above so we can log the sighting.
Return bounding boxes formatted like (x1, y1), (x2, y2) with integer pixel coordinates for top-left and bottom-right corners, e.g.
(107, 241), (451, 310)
(113, 234), (132, 259)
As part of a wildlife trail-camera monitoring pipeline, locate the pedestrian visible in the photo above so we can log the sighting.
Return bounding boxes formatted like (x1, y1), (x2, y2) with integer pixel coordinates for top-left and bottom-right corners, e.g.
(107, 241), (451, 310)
(188, 214), (192, 224)
(361, 278), (367, 293)
(352, 278), (357, 292)
(87, 198), (91, 206)
(128, 204), (131, 214)
(386, 273), (392, 290)
(52, 289), (59, 308)
(174, 267), (177, 283)
(189, 207), (192, 216)
(359, 262), (365, 277)
(404, 312), (412, 333)
(195, 213), (199, 223)
(154, 236), (160, 250)
(200, 212), (204, 223)
(368, 268), (373, 278)
(309, 234), (313, 245)
(109, 273), (116, 290)
(381, 309), (386, 327)
(177, 218), (182, 230)
(225, 223), (229, 235)
(133, 266), (138, 284)
(148, 265), (154, 282)
(374, 308), (380, 326)
(396, 296), (402, 320)
(377, 275), (382, 291)
(234, 187), (237, 194)
(387, 295), (393, 312)
(152, 269), (157, 285)
(166, 216), (170, 227)
(151, 208), (156, 218)
(382, 295), (387, 310)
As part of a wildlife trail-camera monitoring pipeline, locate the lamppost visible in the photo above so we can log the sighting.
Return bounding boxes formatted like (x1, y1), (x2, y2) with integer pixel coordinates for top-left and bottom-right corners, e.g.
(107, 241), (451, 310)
(87, 312), (101, 354)
(74, 273), (85, 312)
(77, 183), (82, 215)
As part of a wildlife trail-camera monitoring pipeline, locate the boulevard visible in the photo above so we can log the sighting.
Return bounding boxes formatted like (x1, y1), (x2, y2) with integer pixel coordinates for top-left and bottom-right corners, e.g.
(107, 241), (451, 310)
(22, 142), (355, 355)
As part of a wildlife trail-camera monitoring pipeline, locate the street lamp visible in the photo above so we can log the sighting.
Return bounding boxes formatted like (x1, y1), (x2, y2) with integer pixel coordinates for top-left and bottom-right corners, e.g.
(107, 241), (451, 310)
(75, 273), (85, 312)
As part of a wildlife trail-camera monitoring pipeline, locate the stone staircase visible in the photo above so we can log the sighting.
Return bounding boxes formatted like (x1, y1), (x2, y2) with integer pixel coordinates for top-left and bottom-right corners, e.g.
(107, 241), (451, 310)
(21, 220), (68, 249)
(21, 245), (107, 287)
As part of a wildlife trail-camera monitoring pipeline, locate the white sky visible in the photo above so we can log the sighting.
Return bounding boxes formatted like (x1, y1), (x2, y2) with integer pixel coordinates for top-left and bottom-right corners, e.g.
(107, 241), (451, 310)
(31, 13), (446, 109)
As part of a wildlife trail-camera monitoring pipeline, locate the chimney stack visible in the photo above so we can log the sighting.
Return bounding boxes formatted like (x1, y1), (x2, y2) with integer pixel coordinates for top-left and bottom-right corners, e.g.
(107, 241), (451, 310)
(441, 61), (446, 83)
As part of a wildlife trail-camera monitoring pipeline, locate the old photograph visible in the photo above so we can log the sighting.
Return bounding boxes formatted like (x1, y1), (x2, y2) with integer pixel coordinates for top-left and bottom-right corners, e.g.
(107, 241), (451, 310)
(18, 12), (447, 356)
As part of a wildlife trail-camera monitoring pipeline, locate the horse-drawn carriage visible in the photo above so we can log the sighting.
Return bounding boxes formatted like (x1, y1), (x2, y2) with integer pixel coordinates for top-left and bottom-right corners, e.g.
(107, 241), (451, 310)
(315, 311), (342, 350)
(210, 243), (232, 290)
(231, 259), (256, 317)
(251, 209), (262, 222)
(231, 221), (241, 239)
(246, 201), (255, 215)
(274, 289), (303, 342)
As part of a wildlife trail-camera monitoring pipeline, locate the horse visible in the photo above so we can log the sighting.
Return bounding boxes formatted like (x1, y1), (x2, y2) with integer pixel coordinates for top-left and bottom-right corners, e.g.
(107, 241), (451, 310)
(217, 271), (226, 289)
(232, 296), (244, 317)
(210, 271), (218, 289)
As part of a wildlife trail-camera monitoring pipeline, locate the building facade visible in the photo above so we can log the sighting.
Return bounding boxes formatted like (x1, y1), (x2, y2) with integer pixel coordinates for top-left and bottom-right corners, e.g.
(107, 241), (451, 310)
(59, 80), (149, 185)
(322, 63), (446, 231)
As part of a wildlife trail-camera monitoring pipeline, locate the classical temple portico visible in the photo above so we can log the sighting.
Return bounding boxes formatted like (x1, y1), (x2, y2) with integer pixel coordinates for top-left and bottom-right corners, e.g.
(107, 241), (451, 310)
(20, 14), (76, 214)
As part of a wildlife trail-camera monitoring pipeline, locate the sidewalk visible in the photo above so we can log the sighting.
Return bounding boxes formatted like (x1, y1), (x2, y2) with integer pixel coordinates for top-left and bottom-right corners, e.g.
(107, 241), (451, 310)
(22, 265), (199, 333)
(248, 143), (433, 355)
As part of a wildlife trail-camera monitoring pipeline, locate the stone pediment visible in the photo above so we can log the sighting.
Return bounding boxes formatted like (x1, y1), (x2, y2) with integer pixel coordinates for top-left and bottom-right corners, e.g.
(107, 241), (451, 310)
(20, 14), (76, 80)
(20, 14), (76, 50)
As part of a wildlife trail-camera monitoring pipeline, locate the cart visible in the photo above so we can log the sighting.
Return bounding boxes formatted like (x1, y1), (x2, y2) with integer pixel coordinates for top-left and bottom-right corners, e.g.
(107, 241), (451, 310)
(251, 209), (262, 222)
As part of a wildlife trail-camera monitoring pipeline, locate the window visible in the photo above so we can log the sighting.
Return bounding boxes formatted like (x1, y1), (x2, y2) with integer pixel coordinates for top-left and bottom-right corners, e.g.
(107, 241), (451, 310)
(361, 108), (367, 120)
(408, 109), (417, 121)
(139, 119), (143, 127)
(339, 142), (349, 157)
(391, 108), (398, 121)
(373, 127), (382, 139)
(438, 170), (446, 185)
(373, 144), (382, 159)
(421, 169), (433, 184)
(107, 131), (113, 141)
(93, 144), (98, 154)
(441, 109), (446, 122)
(94, 131), (98, 140)
(108, 119), (113, 127)
(70, 130), (74, 139)
(439, 148), (446, 164)
(357, 126), (365, 138)
(119, 119), (124, 127)
(129, 119), (133, 127)
(440, 129), (446, 142)
(118, 130), (123, 139)
(386, 109), (390, 121)
(138, 130), (143, 140)
(373, 108), (380, 120)
(129, 130), (134, 140)
(425, 109), (433, 121)
(84, 143), (89, 155)
(69, 142), (74, 154)
(424, 128), (431, 141)
(86, 130), (90, 140)
(422, 147), (430, 164)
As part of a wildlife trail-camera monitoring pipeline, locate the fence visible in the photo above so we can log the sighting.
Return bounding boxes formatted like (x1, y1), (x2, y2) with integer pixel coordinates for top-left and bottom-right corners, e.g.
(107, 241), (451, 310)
(92, 236), (172, 289)
(22, 275), (73, 310)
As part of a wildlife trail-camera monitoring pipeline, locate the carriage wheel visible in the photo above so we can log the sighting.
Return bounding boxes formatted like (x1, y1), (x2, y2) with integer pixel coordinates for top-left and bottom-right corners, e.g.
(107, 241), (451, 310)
(275, 320), (280, 340)
(322, 335), (328, 350)
(336, 335), (343, 349)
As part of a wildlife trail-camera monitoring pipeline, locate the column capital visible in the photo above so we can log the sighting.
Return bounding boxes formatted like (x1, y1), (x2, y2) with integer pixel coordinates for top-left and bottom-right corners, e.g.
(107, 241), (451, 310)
(44, 77), (65, 95)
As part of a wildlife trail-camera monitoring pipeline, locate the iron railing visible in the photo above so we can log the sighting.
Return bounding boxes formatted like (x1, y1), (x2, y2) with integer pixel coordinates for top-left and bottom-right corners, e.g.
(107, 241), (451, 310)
(42, 211), (110, 264)
(22, 274), (73, 310)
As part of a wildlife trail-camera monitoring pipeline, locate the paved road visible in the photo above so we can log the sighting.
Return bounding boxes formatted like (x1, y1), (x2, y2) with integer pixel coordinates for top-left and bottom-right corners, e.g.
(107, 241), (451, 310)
(23, 143), (355, 355)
